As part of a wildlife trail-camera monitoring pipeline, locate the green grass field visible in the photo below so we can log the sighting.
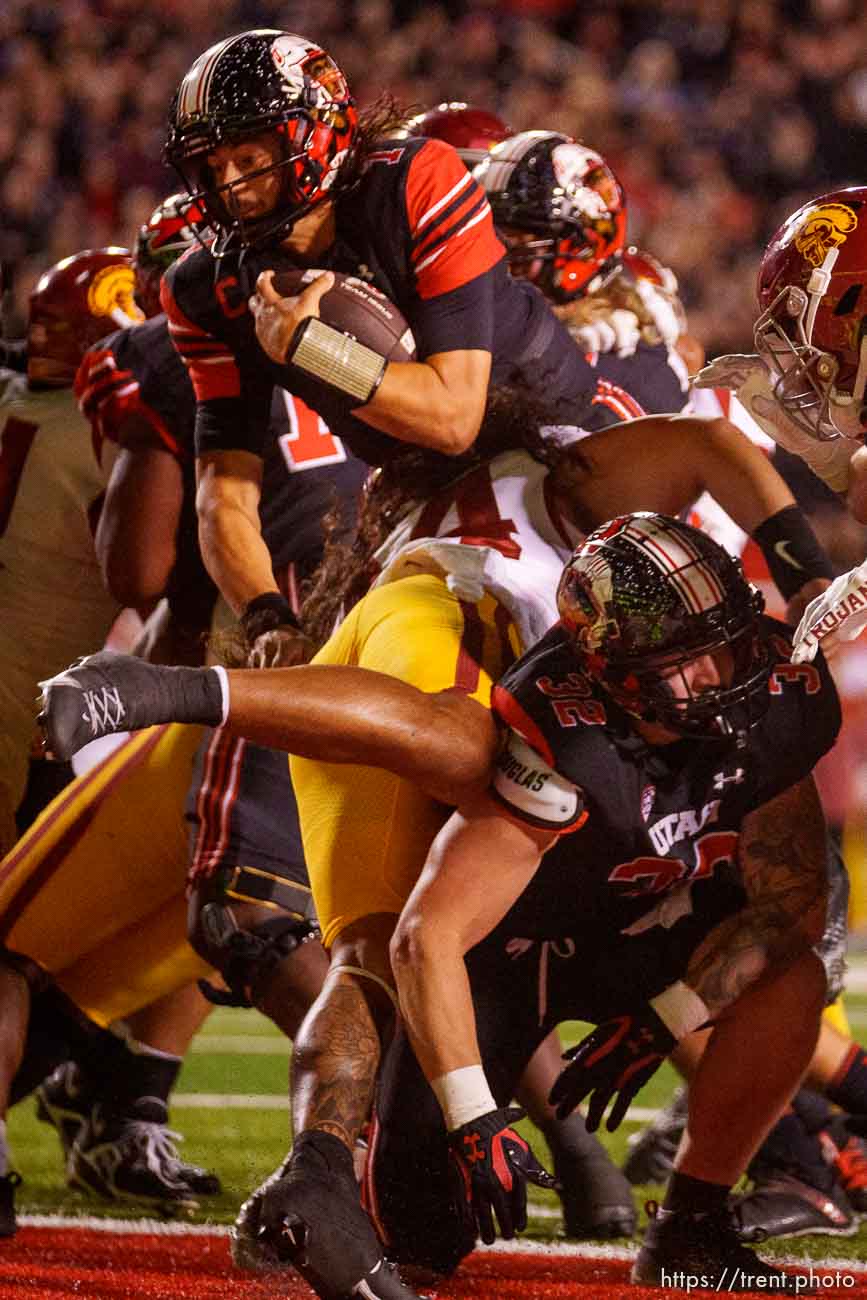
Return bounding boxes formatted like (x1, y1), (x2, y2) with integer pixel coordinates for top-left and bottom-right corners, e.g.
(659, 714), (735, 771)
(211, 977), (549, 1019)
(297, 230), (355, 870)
(10, 983), (867, 1266)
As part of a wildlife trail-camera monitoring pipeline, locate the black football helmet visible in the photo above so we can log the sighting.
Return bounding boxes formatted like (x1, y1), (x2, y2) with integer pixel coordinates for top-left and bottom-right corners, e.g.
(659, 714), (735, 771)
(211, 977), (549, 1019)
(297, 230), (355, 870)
(164, 29), (357, 255)
(133, 192), (212, 315)
(556, 513), (771, 742)
(474, 131), (626, 302)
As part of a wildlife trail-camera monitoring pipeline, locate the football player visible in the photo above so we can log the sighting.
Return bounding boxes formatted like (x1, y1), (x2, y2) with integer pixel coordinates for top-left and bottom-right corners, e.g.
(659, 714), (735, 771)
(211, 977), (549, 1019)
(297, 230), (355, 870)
(472, 130), (689, 416)
(380, 515), (836, 1293)
(39, 402), (833, 1299)
(158, 29), (637, 657)
(0, 248), (143, 857)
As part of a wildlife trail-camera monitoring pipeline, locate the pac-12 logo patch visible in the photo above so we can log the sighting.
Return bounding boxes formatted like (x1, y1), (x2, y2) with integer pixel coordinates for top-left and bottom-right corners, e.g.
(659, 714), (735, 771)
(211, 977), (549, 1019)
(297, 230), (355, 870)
(640, 784), (655, 822)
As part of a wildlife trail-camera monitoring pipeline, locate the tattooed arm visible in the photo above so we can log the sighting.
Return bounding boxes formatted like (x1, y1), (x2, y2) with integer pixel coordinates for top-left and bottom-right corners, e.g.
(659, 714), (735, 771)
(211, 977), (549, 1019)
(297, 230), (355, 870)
(685, 774), (829, 1015)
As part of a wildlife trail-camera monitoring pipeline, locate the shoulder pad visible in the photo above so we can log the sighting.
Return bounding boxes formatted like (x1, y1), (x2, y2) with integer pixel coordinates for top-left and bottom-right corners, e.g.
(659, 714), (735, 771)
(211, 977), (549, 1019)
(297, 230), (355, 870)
(492, 730), (585, 831)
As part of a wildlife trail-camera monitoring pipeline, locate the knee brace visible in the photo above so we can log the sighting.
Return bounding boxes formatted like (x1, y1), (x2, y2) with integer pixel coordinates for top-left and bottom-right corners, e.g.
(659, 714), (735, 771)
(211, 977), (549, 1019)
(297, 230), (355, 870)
(195, 901), (319, 1008)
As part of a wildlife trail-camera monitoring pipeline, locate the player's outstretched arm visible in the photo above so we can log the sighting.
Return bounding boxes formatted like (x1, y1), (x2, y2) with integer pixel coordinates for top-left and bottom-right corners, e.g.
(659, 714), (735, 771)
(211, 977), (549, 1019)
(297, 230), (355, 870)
(390, 794), (558, 1242)
(568, 414), (832, 607)
(38, 653), (497, 807)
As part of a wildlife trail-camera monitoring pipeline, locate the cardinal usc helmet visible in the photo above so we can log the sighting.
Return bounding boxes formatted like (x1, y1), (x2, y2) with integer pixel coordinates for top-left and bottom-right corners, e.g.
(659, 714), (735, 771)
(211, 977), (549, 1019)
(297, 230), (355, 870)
(28, 249), (144, 388)
(556, 513), (770, 742)
(755, 186), (867, 440)
(134, 192), (212, 316)
(474, 131), (626, 302)
(164, 29), (357, 255)
(405, 102), (511, 168)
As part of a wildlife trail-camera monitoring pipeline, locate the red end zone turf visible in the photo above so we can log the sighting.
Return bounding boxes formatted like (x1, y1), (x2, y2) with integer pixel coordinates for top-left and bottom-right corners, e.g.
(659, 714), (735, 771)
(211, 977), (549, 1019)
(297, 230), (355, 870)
(2, 1227), (864, 1300)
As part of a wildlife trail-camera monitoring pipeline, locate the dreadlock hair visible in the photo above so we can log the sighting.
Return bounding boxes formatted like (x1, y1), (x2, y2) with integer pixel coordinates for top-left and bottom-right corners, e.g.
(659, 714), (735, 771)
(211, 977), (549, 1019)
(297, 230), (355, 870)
(299, 384), (590, 650)
(336, 94), (420, 194)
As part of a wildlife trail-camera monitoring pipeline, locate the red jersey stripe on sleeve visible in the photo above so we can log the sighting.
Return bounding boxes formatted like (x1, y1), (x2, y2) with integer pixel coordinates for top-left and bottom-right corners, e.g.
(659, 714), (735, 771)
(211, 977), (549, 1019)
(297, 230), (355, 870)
(404, 139), (504, 301)
(591, 378), (646, 421)
(75, 350), (182, 457)
(491, 684), (556, 768)
(161, 274), (241, 401)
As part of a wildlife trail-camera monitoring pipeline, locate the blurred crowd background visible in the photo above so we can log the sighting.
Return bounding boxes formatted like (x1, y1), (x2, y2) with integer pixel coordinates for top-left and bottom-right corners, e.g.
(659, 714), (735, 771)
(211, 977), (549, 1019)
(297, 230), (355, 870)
(1, 0), (865, 351)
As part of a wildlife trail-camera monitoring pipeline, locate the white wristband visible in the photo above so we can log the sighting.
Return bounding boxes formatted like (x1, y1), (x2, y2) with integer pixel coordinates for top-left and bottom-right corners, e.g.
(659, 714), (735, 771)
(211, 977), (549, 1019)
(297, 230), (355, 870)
(211, 664), (230, 726)
(431, 1065), (497, 1132)
(650, 981), (710, 1040)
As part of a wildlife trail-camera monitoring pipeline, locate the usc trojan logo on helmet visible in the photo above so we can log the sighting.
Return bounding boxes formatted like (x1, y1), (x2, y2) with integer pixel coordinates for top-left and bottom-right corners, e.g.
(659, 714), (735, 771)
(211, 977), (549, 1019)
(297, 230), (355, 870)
(86, 265), (143, 324)
(793, 203), (858, 267)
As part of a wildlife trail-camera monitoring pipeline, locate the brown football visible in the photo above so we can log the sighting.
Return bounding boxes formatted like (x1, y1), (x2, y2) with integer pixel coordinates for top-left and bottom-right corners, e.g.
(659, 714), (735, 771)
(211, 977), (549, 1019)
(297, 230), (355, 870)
(270, 269), (417, 362)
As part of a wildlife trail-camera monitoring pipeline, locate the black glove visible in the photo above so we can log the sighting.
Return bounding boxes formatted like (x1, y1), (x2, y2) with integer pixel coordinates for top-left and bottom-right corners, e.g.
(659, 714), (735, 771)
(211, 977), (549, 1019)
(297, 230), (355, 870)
(448, 1105), (557, 1245)
(549, 1009), (676, 1131)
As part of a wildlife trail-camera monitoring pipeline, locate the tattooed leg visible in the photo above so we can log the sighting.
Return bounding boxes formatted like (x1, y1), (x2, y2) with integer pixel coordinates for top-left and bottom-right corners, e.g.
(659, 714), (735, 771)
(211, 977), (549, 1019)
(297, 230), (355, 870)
(291, 913), (399, 1150)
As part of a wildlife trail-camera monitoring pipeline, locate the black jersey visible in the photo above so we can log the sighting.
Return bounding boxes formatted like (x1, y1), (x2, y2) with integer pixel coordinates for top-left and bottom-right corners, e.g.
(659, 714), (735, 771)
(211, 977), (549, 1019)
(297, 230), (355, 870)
(489, 617), (840, 949)
(586, 340), (688, 427)
(75, 315), (367, 588)
(162, 136), (606, 466)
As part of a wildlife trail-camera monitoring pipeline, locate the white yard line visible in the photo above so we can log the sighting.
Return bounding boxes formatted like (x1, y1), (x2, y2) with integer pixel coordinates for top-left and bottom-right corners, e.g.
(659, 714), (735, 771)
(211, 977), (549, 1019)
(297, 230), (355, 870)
(18, 1214), (867, 1273)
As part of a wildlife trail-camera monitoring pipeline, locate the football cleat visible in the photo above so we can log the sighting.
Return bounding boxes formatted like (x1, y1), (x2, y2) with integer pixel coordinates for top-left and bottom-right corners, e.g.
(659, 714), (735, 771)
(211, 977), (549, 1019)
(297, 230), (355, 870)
(35, 1062), (93, 1160)
(232, 1132), (424, 1298)
(68, 1098), (220, 1211)
(622, 1086), (687, 1185)
(734, 1172), (857, 1240)
(38, 650), (222, 760)
(550, 1127), (636, 1238)
(632, 1201), (815, 1293)
(0, 1172), (22, 1238)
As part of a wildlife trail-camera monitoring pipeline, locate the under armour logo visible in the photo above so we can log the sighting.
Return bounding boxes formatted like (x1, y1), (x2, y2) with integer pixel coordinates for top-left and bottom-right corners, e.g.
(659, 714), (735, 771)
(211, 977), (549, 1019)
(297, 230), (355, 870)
(712, 767), (745, 791)
(462, 1133), (485, 1164)
(82, 686), (126, 736)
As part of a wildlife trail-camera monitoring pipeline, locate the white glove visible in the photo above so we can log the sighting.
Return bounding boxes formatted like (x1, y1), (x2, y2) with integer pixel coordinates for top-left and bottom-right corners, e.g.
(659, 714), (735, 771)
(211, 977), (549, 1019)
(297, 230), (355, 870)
(632, 278), (683, 349)
(695, 360), (855, 494)
(692, 353), (767, 391)
(570, 309), (642, 358)
(792, 560), (867, 663)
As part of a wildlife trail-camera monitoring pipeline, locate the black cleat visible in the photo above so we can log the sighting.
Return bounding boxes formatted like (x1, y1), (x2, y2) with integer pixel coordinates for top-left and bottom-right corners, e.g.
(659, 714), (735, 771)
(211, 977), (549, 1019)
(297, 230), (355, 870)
(0, 1172), (22, 1238)
(35, 1062), (92, 1161)
(734, 1172), (856, 1239)
(232, 1132), (423, 1299)
(550, 1126), (636, 1238)
(622, 1086), (687, 1185)
(68, 1098), (220, 1211)
(632, 1201), (816, 1294)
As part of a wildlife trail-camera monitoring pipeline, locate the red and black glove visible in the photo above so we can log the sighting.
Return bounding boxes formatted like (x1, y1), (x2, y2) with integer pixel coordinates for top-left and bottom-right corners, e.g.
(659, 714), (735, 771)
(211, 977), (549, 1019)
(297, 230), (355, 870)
(549, 1009), (676, 1131)
(448, 1105), (557, 1244)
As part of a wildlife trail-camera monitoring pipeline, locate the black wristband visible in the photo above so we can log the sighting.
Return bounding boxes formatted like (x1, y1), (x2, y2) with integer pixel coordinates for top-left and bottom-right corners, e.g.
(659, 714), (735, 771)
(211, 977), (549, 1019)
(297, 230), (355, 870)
(241, 592), (300, 644)
(752, 505), (834, 600)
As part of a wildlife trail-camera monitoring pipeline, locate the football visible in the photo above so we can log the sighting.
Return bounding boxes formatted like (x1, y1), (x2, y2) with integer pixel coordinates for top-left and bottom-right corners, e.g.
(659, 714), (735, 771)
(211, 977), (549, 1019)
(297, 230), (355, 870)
(270, 268), (417, 362)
